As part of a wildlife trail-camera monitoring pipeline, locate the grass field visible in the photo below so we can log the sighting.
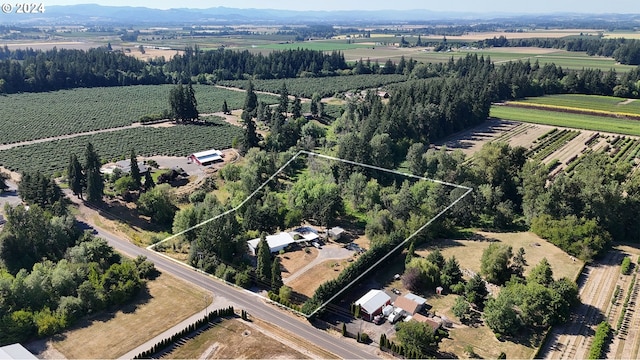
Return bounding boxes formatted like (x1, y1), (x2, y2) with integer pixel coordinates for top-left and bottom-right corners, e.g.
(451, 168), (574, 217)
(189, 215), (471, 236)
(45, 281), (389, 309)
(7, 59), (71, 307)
(416, 231), (584, 282)
(490, 105), (640, 136)
(52, 272), (208, 359)
(166, 319), (309, 359)
(0, 85), (276, 144)
(516, 94), (640, 115)
(0, 119), (243, 174)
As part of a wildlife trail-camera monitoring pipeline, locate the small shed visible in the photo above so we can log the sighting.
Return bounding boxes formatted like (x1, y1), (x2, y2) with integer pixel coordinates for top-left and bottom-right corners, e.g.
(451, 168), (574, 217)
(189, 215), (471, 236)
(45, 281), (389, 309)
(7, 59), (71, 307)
(355, 289), (391, 321)
(436, 286), (444, 295)
(328, 226), (345, 240)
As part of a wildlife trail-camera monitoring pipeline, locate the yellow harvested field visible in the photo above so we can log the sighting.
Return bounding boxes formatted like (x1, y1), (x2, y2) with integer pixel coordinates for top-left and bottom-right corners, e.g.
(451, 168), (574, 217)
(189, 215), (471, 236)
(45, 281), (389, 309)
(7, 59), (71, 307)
(416, 231), (584, 281)
(52, 272), (208, 359)
(287, 259), (350, 298)
(279, 247), (319, 279)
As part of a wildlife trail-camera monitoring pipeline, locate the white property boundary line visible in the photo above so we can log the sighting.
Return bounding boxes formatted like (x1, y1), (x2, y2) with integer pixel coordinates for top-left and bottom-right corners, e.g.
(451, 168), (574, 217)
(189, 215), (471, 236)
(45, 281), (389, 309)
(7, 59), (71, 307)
(148, 150), (473, 318)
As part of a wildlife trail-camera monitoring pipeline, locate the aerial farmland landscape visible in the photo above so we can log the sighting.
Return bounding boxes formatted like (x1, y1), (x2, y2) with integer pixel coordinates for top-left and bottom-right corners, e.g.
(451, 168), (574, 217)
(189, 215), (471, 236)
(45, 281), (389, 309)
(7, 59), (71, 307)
(2, 0), (640, 359)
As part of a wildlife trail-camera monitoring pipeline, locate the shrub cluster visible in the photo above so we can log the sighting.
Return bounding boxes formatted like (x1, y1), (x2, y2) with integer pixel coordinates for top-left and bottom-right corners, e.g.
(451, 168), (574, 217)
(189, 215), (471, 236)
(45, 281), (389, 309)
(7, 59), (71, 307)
(587, 321), (611, 360)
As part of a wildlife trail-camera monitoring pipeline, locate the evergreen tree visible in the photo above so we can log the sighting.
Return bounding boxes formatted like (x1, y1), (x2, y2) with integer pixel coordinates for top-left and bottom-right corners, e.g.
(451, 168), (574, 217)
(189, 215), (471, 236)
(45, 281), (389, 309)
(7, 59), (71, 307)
(129, 148), (141, 189)
(144, 170), (155, 191)
(244, 81), (258, 115)
(291, 96), (302, 119)
(67, 153), (85, 199)
(271, 257), (283, 290)
(277, 82), (289, 115)
(240, 117), (260, 155)
(256, 234), (271, 284)
(222, 99), (230, 114)
(310, 93), (321, 117)
(169, 83), (198, 122)
(84, 142), (103, 203)
(405, 241), (415, 264)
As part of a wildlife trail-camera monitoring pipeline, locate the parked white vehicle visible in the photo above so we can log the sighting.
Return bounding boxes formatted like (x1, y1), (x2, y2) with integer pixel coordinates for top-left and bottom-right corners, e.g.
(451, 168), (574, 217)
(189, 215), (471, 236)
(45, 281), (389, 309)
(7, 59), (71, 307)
(388, 308), (405, 323)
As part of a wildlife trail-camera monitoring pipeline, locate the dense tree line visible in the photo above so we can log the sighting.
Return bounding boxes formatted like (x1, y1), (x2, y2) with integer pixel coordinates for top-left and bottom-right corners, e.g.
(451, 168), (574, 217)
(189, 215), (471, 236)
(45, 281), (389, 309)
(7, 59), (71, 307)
(478, 36), (640, 65)
(166, 47), (349, 80)
(0, 46), (166, 93)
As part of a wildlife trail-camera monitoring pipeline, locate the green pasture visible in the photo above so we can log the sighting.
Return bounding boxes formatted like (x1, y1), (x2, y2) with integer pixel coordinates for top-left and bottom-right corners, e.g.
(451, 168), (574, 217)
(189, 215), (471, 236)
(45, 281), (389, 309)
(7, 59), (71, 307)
(0, 85), (277, 144)
(519, 94), (640, 115)
(490, 105), (640, 136)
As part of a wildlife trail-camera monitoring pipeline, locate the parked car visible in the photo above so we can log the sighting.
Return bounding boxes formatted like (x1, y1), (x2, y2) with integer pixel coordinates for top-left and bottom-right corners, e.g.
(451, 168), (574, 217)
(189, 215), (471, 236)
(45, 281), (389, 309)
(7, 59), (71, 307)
(312, 241), (321, 249)
(373, 314), (384, 325)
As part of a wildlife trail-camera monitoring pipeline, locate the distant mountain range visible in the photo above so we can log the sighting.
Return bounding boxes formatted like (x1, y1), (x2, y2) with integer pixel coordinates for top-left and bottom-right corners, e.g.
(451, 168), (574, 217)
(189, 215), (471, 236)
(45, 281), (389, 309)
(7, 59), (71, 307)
(2, 4), (640, 26)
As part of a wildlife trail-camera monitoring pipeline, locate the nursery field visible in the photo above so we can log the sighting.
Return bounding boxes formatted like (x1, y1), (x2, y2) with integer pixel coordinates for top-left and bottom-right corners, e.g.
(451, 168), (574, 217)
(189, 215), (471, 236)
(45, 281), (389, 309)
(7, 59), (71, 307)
(514, 94), (640, 115)
(219, 74), (408, 98)
(0, 85), (277, 144)
(490, 105), (640, 136)
(0, 119), (243, 175)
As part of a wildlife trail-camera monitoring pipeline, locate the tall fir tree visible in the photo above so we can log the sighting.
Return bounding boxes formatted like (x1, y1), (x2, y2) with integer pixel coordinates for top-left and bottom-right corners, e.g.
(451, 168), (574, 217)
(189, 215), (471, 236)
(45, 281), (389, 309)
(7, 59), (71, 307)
(256, 234), (271, 284)
(291, 96), (302, 119)
(85, 142), (104, 203)
(271, 257), (283, 290)
(68, 153), (85, 199)
(277, 82), (289, 115)
(241, 117), (260, 155)
(144, 171), (155, 191)
(244, 81), (258, 115)
(130, 148), (141, 189)
(222, 99), (230, 114)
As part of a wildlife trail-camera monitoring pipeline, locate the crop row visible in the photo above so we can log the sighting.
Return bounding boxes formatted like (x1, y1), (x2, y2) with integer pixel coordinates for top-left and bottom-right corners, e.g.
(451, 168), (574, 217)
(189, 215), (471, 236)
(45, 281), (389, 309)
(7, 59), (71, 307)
(218, 74), (408, 98)
(0, 85), (277, 145)
(532, 131), (579, 162)
(526, 128), (574, 157)
(519, 94), (640, 115)
(0, 119), (243, 175)
(490, 106), (640, 137)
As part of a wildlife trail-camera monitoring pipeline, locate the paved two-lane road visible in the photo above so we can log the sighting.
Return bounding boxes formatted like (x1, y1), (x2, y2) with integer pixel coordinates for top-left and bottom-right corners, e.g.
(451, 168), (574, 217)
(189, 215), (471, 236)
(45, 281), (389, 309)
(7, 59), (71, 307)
(94, 225), (376, 359)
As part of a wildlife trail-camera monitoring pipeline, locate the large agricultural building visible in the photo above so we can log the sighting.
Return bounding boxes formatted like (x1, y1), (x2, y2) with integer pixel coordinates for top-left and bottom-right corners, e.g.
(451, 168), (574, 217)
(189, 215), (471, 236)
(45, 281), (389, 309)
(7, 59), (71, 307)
(187, 149), (223, 166)
(355, 289), (391, 321)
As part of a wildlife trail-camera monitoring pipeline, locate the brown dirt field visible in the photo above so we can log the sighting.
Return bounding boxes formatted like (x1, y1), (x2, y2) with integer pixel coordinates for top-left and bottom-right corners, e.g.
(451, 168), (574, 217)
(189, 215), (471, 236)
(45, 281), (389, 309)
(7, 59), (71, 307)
(439, 321), (535, 359)
(352, 234), (371, 249)
(278, 247), (319, 279)
(541, 250), (622, 359)
(287, 259), (350, 298)
(166, 319), (309, 359)
(416, 231), (584, 282)
(52, 272), (208, 359)
(125, 48), (182, 61)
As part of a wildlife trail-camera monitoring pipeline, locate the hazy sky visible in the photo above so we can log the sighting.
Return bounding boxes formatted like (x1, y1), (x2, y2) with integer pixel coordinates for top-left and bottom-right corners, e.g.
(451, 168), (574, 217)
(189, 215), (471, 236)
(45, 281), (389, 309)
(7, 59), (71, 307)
(46, 0), (640, 13)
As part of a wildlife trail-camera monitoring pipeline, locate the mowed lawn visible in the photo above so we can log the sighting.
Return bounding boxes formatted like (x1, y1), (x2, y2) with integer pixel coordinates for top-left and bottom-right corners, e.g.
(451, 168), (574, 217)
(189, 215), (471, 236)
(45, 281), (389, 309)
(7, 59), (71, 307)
(491, 105), (640, 136)
(52, 272), (208, 359)
(416, 231), (584, 282)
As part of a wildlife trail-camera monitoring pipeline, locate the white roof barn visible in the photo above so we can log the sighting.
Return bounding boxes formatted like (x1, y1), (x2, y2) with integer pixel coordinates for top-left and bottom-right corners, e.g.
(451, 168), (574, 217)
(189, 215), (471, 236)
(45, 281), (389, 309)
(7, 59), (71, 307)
(355, 289), (391, 321)
(188, 149), (223, 166)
